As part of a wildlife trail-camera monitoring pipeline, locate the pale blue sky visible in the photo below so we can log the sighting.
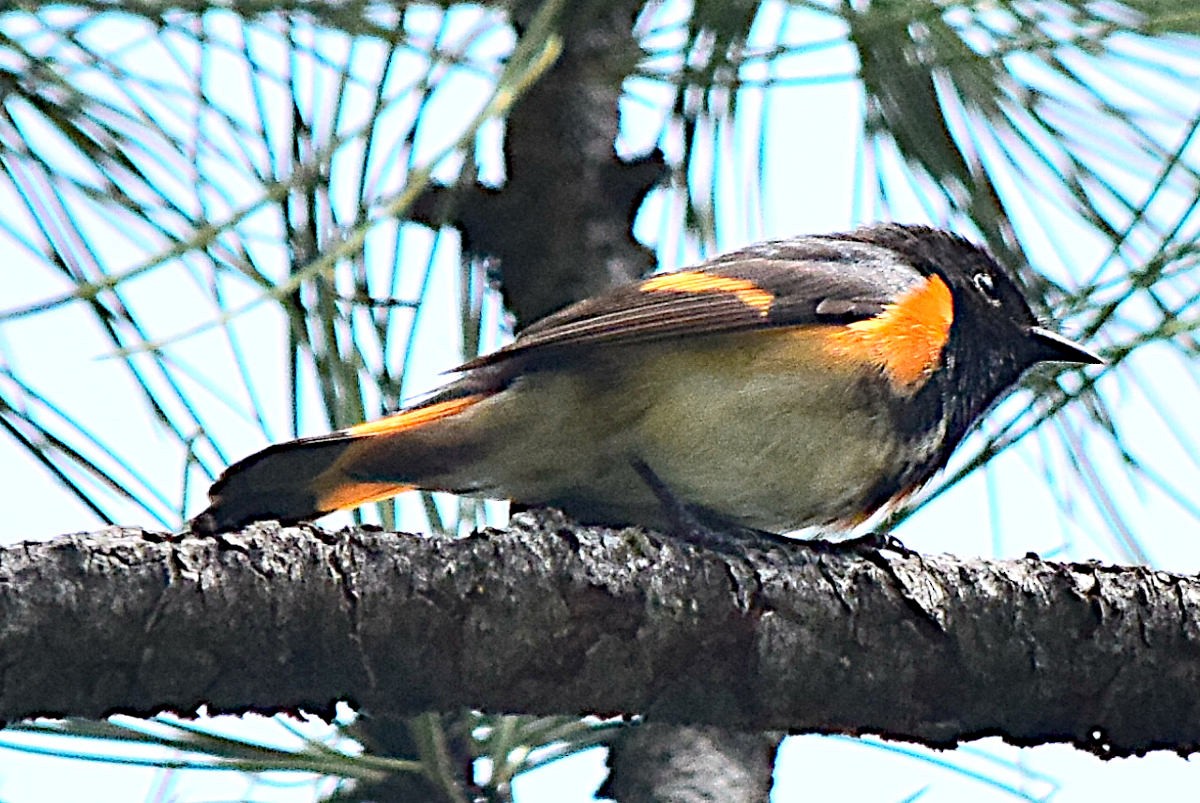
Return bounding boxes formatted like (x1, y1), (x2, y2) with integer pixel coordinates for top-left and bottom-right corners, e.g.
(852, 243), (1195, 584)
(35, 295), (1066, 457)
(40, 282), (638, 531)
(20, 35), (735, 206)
(1, 1), (1198, 800)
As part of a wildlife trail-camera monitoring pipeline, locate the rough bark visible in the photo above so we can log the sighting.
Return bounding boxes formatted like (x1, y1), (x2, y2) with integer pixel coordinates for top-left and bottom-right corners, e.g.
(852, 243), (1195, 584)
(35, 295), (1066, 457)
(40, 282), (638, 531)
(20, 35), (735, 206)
(3, 510), (1200, 759)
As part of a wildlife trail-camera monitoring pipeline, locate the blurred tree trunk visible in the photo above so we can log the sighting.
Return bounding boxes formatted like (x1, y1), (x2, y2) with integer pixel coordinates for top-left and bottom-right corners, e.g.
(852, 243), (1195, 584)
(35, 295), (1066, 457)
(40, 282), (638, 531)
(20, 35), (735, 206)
(602, 725), (779, 803)
(412, 2), (770, 798)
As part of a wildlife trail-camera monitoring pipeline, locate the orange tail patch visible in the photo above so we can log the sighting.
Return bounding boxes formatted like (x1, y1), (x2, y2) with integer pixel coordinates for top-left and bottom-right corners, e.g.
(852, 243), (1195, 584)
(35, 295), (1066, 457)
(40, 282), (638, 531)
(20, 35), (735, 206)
(312, 394), (486, 513)
(316, 480), (416, 512)
(343, 394), (483, 437)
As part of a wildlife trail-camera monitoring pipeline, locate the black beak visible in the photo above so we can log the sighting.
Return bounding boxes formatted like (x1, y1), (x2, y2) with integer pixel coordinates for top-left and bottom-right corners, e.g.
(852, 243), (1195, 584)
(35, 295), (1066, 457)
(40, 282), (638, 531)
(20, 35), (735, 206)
(1028, 326), (1104, 365)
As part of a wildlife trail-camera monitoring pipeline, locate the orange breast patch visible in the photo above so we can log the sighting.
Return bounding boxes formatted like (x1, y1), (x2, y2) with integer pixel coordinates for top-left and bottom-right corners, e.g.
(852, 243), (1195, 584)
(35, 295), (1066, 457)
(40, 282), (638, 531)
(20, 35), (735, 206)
(824, 274), (953, 392)
(640, 271), (774, 314)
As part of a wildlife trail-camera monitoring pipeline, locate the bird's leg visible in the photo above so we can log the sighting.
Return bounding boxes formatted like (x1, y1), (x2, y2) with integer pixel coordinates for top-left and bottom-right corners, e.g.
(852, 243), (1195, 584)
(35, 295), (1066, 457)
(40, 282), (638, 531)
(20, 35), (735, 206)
(801, 530), (914, 558)
(628, 458), (913, 557)
(629, 457), (797, 554)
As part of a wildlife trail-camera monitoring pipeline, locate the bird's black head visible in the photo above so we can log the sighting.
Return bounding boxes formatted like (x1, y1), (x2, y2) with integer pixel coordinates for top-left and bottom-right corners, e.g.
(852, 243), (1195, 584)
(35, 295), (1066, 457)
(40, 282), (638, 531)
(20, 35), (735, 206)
(844, 223), (1102, 450)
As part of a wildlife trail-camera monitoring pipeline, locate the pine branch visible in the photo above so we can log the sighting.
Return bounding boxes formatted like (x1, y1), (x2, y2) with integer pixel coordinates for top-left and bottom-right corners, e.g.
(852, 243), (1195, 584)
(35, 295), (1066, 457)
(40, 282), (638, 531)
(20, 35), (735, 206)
(4, 510), (1198, 759)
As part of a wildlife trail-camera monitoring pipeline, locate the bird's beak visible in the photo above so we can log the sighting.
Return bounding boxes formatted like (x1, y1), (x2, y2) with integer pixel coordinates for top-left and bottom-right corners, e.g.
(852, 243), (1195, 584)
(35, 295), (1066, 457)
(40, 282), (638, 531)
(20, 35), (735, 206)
(1028, 326), (1104, 365)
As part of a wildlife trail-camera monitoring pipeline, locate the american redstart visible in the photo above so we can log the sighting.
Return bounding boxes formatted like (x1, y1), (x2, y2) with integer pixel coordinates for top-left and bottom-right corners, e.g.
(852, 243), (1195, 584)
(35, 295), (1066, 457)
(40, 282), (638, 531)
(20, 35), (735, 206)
(191, 224), (1102, 537)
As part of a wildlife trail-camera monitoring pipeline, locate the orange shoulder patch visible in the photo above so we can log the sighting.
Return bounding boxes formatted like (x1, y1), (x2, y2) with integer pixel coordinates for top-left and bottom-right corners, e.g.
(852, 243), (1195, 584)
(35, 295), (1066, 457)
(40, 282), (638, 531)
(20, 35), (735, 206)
(824, 274), (953, 392)
(640, 271), (773, 315)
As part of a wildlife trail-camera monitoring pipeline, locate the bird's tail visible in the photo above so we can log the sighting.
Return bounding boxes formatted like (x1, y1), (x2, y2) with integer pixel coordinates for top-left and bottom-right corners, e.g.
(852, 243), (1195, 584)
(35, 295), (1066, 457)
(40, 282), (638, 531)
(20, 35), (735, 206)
(190, 393), (487, 535)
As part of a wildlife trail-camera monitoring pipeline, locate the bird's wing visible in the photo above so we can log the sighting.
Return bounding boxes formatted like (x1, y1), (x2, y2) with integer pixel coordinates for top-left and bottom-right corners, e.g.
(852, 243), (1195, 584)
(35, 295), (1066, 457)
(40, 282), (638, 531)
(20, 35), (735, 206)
(460, 236), (927, 370)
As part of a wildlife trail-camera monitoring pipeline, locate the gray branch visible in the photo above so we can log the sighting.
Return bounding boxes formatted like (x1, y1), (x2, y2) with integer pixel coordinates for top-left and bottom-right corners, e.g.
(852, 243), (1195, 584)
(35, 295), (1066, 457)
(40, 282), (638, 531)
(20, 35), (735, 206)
(4, 510), (1199, 758)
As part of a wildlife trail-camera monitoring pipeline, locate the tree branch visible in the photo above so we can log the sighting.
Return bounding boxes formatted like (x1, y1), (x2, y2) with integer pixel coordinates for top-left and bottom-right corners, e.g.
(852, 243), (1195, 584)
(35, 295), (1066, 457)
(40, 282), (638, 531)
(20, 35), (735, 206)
(5, 510), (1199, 758)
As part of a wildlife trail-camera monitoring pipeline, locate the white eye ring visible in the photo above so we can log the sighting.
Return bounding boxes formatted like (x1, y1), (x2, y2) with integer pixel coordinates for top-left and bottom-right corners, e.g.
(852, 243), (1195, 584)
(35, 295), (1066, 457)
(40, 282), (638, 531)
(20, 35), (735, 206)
(973, 272), (999, 304)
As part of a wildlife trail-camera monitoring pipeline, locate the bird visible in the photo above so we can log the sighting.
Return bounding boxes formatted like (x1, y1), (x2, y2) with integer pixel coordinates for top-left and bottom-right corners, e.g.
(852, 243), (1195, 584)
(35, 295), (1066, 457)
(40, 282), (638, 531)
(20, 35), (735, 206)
(190, 223), (1102, 539)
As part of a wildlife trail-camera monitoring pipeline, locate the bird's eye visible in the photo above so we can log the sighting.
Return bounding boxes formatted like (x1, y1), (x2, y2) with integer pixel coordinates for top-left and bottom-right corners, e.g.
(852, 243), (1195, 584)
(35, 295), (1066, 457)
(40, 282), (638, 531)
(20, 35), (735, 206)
(973, 272), (1000, 304)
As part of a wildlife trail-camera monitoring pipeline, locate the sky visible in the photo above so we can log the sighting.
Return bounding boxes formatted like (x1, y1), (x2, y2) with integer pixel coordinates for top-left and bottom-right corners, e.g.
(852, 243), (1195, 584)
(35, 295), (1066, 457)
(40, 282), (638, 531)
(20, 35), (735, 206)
(1, 1), (1199, 801)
